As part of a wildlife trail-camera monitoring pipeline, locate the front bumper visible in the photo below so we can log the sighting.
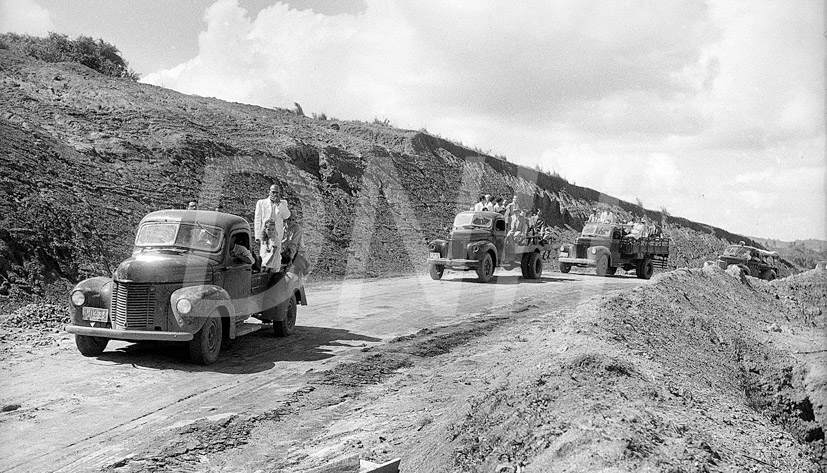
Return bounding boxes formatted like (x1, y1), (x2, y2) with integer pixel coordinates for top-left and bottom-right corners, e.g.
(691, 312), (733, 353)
(558, 257), (595, 267)
(427, 257), (478, 270)
(65, 324), (193, 342)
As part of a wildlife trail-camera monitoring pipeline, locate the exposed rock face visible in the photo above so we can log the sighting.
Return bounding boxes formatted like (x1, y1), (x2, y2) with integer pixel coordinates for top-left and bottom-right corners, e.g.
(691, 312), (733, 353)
(0, 50), (788, 311)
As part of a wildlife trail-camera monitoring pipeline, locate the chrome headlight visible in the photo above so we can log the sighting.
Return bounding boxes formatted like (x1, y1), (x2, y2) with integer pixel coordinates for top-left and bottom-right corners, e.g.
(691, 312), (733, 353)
(176, 298), (193, 315)
(71, 290), (86, 307)
(591, 247), (597, 255)
(559, 245), (566, 251)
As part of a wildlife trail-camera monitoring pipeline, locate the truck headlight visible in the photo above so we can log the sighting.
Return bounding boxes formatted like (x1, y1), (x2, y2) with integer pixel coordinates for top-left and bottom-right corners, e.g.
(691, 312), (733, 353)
(176, 298), (193, 315)
(559, 245), (565, 251)
(71, 290), (86, 307)
(591, 248), (597, 255)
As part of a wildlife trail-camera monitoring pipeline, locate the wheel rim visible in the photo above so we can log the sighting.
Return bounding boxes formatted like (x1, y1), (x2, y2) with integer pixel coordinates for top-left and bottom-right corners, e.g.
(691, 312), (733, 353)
(206, 319), (219, 353)
(596, 256), (607, 275)
(286, 298), (297, 331)
(533, 256), (542, 276)
(485, 256), (493, 277)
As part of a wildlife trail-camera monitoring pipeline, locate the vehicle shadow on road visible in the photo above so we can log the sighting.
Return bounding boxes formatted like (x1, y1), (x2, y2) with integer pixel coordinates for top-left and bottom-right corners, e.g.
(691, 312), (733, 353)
(95, 326), (381, 374)
(442, 274), (577, 284)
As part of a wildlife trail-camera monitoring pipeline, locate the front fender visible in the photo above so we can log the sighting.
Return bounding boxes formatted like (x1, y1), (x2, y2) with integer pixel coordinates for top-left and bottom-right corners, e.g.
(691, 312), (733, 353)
(428, 239), (447, 256)
(588, 246), (611, 264)
(171, 285), (235, 334)
(467, 241), (497, 265)
(70, 277), (113, 325)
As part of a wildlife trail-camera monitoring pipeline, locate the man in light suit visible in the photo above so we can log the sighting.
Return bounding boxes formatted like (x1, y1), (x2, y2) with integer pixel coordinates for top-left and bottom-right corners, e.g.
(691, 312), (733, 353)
(254, 184), (291, 271)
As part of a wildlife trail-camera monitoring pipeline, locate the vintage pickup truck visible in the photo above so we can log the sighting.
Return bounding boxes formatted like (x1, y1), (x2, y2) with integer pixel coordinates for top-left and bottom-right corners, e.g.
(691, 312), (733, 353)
(426, 210), (553, 282)
(716, 242), (779, 280)
(558, 222), (670, 279)
(65, 209), (307, 364)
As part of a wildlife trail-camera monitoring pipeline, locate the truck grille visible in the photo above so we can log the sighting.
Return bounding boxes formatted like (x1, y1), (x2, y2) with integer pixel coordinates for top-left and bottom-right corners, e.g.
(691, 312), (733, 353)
(449, 238), (468, 259)
(575, 244), (587, 259)
(112, 282), (155, 330)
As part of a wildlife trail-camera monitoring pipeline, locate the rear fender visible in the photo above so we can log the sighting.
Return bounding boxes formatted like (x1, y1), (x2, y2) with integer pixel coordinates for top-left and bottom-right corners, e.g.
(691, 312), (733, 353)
(171, 285), (235, 336)
(297, 285), (308, 306)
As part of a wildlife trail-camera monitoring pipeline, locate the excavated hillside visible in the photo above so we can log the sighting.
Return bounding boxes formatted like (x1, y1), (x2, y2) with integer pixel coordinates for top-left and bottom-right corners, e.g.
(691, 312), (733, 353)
(0, 49), (796, 312)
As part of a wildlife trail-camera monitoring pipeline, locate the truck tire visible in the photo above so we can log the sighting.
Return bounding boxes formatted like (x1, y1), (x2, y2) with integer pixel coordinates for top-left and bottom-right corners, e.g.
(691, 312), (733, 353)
(595, 254), (609, 277)
(75, 334), (108, 356)
(637, 258), (654, 280)
(760, 269), (777, 281)
(189, 314), (222, 365)
(274, 293), (297, 337)
(559, 262), (571, 273)
(476, 253), (494, 283)
(522, 252), (542, 279)
(429, 264), (444, 280)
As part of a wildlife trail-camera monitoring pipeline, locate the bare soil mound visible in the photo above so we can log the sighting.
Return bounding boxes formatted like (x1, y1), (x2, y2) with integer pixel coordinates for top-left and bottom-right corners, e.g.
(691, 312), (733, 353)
(95, 269), (826, 472)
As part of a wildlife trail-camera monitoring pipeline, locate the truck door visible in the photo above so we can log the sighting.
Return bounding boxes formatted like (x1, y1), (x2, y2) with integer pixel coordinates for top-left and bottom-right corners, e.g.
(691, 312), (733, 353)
(223, 230), (253, 308)
(610, 227), (622, 262)
(493, 217), (507, 257)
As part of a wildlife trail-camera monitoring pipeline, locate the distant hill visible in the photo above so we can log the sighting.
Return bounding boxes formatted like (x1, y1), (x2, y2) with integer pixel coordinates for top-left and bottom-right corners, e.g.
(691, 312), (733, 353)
(0, 49), (800, 311)
(753, 238), (827, 270)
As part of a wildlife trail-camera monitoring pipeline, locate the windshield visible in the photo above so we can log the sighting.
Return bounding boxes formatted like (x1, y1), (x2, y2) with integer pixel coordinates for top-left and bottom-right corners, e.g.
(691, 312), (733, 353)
(581, 223), (613, 238)
(135, 222), (223, 252)
(453, 213), (493, 230)
(722, 245), (751, 257)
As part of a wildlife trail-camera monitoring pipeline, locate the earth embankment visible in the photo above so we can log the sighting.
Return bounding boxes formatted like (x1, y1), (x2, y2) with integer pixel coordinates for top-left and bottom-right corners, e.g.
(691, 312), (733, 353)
(0, 49), (800, 314)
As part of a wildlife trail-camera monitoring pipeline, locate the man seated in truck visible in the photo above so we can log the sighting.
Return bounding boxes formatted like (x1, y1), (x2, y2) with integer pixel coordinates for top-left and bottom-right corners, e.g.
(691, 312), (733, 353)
(230, 235), (255, 264)
(626, 219), (646, 239)
(506, 209), (528, 248)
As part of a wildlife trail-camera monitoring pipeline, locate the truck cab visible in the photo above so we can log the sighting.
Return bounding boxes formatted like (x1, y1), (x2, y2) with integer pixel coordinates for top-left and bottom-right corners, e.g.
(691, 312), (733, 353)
(65, 209), (307, 364)
(716, 243), (779, 280)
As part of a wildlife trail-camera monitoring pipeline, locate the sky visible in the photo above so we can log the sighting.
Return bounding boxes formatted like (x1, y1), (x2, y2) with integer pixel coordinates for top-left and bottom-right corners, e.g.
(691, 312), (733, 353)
(2, 0), (824, 242)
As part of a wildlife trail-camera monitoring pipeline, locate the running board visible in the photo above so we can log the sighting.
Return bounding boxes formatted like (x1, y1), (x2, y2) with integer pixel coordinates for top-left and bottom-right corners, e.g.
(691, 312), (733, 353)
(235, 322), (264, 338)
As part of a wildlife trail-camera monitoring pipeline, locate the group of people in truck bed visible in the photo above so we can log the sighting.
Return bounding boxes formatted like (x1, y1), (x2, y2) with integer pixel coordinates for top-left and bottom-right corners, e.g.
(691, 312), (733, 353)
(470, 194), (553, 248)
(586, 208), (662, 239)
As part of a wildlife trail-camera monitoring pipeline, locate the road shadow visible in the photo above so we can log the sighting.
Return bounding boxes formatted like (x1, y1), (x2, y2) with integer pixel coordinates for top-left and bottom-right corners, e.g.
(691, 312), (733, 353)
(573, 272), (640, 279)
(95, 326), (381, 374)
(441, 274), (577, 284)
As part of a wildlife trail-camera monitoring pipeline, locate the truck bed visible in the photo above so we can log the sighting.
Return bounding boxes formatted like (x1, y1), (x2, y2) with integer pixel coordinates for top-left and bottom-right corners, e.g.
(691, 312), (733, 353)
(620, 237), (670, 256)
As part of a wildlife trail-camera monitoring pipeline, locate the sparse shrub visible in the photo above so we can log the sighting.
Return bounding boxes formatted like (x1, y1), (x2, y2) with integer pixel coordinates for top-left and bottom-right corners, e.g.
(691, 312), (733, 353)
(373, 117), (391, 127)
(0, 32), (139, 80)
(312, 112), (328, 120)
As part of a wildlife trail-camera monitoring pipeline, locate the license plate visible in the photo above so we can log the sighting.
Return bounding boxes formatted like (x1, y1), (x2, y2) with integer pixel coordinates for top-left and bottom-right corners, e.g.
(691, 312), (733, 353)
(429, 252), (440, 259)
(82, 307), (109, 322)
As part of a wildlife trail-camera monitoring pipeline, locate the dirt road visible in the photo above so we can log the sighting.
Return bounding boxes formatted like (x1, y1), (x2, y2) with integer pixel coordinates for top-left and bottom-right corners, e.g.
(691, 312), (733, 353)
(0, 269), (644, 472)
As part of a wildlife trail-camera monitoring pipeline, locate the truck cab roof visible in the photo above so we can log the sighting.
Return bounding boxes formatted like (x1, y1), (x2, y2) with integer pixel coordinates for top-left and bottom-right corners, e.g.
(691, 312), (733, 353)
(140, 210), (251, 234)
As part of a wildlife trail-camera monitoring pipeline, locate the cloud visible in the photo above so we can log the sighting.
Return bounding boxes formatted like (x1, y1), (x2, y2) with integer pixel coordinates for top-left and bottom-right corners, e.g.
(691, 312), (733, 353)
(143, 0), (720, 130)
(0, 0), (54, 35)
(141, 0), (824, 240)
